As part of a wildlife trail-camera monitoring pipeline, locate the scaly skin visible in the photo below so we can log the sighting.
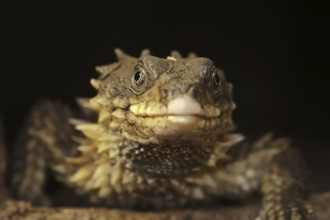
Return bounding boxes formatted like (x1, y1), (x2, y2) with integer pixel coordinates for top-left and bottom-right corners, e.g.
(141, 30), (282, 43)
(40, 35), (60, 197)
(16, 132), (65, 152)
(9, 49), (316, 219)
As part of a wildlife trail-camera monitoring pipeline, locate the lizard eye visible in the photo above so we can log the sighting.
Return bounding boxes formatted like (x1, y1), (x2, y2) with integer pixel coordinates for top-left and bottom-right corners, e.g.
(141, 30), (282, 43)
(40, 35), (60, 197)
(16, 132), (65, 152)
(212, 71), (220, 87)
(130, 68), (150, 94)
(209, 70), (223, 97)
(132, 70), (145, 86)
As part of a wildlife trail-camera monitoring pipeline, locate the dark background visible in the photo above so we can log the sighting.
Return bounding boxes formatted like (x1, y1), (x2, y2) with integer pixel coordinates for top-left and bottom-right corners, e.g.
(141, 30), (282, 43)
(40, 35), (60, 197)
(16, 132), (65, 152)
(1, 1), (329, 190)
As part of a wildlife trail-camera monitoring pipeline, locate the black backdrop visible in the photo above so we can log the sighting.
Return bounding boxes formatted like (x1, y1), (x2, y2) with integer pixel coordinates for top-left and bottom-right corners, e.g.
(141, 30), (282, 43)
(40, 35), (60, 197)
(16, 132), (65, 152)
(1, 0), (329, 173)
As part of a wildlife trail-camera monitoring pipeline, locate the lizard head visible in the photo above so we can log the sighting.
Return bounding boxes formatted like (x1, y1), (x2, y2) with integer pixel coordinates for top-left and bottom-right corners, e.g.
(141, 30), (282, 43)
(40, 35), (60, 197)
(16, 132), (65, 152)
(82, 49), (240, 176)
(94, 49), (235, 145)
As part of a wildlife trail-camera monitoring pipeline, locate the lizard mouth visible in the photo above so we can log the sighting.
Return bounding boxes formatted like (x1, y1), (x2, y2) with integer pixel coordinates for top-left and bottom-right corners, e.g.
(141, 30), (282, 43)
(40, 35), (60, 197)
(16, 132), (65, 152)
(129, 94), (221, 129)
(125, 95), (223, 143)
(105, 94), (225, 144)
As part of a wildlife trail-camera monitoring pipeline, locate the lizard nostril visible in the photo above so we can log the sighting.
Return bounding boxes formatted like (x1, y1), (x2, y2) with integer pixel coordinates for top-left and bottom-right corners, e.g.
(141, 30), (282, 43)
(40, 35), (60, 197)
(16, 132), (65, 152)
(188, 85), (203, 101)
(168, 87), (181, 99)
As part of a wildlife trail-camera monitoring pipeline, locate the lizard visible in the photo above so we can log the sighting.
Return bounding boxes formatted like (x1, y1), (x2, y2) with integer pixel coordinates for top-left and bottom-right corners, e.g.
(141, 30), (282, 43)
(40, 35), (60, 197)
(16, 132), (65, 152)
(8, 49), (317, 219)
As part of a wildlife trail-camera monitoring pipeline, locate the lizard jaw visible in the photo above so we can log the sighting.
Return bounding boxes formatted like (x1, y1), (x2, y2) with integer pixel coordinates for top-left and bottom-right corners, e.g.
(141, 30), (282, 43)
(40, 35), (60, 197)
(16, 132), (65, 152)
(127, 95), (222, 139)
(124, 114), (220, 143)
(129, 95), (221, 118)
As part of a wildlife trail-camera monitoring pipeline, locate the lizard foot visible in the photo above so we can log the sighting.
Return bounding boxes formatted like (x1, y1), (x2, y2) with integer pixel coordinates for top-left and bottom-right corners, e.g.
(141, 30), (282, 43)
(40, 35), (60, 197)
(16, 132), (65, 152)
(256, 202), (317, 220)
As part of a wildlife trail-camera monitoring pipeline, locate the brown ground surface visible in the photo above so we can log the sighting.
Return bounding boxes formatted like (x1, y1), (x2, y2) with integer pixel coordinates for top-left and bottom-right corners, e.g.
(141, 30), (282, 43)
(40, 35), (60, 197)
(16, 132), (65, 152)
(0, 194), (329, 220)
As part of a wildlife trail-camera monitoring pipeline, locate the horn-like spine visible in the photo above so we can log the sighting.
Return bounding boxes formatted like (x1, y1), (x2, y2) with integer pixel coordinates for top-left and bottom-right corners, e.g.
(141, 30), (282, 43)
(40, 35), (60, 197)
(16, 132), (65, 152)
(114, 48), (129, 61)
(141, 49), (151, 57)
(170, 50), (183, 60)
(188, 52), (198, 58)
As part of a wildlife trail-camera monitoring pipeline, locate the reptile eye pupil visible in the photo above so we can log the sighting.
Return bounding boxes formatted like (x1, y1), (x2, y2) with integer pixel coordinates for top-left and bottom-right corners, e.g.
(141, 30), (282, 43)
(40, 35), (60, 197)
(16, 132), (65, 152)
(134, 71), (141, 82)
(132, 69), (146, 88)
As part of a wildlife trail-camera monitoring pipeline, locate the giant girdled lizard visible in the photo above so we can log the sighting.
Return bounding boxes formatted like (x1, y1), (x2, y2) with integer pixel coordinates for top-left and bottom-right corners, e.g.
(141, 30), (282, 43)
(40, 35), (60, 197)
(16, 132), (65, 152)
(9, 49), (316, 220)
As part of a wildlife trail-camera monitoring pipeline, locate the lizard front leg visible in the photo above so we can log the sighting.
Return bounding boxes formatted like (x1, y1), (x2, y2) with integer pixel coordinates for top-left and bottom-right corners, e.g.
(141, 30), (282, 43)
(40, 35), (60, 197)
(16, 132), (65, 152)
(9, 100), (78, 206)
(205, 134), (316, 219)
(257, 147), (317, 220)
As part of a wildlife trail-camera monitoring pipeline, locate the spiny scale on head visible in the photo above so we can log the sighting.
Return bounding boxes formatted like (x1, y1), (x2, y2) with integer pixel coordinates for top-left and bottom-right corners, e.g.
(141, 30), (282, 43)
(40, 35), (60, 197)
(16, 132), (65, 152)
(113, 48), (195, 60)
(92, 48), (198, 92)
(95, 48), (196, 74)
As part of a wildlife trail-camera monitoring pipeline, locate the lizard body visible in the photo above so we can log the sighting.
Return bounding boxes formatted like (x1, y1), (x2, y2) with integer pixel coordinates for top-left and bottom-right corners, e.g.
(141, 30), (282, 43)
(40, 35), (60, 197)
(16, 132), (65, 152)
(9, 49), (316, 219)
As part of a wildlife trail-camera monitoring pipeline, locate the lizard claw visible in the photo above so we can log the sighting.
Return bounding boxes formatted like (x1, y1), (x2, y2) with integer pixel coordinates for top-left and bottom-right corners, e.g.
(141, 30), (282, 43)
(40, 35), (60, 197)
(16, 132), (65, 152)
(256, 202), (317, 220)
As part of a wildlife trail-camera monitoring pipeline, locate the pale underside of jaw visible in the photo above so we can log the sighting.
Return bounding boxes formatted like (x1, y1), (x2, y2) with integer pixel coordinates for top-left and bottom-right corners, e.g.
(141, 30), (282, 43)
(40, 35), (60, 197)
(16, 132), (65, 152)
(129, 94), (221, 128)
